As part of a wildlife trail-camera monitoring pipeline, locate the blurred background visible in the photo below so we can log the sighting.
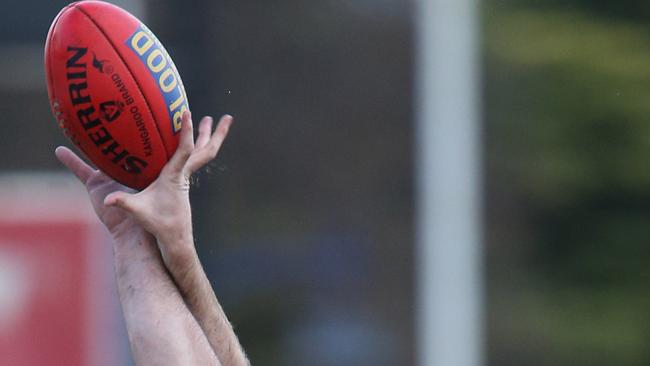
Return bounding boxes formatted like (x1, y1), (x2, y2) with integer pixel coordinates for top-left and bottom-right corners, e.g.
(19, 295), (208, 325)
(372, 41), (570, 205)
(0, 0), (649, 365)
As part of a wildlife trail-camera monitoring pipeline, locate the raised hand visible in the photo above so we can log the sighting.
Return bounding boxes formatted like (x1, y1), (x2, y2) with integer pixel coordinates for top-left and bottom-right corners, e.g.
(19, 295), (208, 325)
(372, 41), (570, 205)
(93, 111), (247, 366)
(102, 111), (232, 267)
(55, 146), (141, 239)
(55, 112), (231, 242)
(55, 112), (232, 366)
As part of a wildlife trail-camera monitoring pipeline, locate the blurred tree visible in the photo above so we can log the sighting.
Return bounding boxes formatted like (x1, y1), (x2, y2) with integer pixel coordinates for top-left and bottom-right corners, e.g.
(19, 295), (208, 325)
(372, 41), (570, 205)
(499, 0), (650, 21)
(485, 3), (650, 366)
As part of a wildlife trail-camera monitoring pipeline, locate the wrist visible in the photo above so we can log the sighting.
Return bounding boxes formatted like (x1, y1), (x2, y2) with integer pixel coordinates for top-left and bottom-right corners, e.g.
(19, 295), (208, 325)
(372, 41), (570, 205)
(111, 225), (159, 260)
(109, 220), (146, 242)
(156, 225), (194, 247)
(156, 232), (199, 274)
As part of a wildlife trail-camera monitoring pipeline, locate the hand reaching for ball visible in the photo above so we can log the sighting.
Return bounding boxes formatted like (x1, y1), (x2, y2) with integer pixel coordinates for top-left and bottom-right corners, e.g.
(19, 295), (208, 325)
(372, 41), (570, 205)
(56, 112), (249, 366)
(56, 111), (233, 268)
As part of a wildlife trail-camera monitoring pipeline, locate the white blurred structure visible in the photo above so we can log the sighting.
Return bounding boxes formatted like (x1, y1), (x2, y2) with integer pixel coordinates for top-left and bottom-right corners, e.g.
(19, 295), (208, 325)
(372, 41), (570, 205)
(415, 0), (483, 365)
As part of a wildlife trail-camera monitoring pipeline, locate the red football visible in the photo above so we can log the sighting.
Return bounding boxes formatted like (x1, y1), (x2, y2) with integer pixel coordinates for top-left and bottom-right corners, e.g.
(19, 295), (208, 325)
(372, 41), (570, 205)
(45, 1), (189, 190)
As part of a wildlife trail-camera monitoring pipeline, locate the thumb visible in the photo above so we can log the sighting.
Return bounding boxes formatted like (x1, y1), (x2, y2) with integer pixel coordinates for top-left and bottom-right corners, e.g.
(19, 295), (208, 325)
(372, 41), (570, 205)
(104, 191), (137, 213)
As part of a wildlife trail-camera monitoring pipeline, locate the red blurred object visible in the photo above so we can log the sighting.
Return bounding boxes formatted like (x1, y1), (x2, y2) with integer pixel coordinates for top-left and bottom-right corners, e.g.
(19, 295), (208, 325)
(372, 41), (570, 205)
(0, 175), (125, 366)
(45, 1), (188, 190)
(0, 223), (89, 365)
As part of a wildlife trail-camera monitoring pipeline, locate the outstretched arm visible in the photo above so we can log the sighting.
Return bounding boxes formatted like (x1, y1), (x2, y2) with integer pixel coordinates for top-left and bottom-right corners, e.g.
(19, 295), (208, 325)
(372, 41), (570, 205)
(101, 112), (249, 366)
(55, 147), (220, 366)
(113, 230), (220, 366)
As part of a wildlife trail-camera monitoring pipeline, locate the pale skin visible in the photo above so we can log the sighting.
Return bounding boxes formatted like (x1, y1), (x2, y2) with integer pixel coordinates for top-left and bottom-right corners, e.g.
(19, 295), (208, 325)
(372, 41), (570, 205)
(55, 111), (249, 366)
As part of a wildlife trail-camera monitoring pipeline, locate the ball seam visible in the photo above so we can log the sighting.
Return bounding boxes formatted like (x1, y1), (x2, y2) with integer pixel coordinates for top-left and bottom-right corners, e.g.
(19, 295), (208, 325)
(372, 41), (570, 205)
(74, 4), (171, 161)
(46, 4), (99, 170)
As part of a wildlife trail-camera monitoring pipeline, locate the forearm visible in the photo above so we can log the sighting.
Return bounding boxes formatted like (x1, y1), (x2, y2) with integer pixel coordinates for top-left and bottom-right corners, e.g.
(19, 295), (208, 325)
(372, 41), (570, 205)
(85, 112), (245, 364)
(112, 230), (221, 366)
(156, 233), (249, 366)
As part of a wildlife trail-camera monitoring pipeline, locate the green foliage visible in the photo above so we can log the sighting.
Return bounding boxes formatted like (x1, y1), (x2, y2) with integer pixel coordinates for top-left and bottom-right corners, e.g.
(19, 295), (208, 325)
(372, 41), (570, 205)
(485, 5), (650, 365)
(499, 0), (650, 21)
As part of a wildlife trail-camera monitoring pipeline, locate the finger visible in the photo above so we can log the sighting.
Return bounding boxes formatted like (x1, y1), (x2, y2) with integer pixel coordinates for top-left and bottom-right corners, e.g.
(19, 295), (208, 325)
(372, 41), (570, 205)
(195, 116), (214, 150)
(104, 190), (138, 213)
(185, 115), (233, 174)
(86, 170), (117, 188)
(165, 111), (195, 174)
(55, 146), (95, 185)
